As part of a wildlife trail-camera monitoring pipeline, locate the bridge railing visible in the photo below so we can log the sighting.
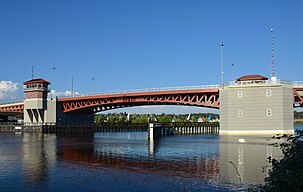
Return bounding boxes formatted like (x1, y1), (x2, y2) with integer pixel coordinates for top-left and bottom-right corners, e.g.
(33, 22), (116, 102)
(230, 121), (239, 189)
(0, 101), (24, 106)
(228, 79), (293, 86)
(293, 81), (303, 87)
(59, 84), (220, 98)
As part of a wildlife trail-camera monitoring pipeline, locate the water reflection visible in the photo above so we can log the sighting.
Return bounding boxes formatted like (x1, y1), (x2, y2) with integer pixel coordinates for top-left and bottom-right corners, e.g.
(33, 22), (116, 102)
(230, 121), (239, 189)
(57, 133), (221, 182)
(0, 131), (286, 191)
(219, 136), (282, 185)
(22, 133), (56, 183)
(20, 132), (282, 185)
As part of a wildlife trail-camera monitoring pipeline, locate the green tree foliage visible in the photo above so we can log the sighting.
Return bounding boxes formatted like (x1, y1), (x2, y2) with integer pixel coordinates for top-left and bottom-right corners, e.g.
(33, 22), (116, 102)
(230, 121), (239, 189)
(294, 111), (303, 124)
(294, 111), (303, 120)
(157, 113), (171, 123)
(94, 112), (220, 126)
(255, 132), (303, 192)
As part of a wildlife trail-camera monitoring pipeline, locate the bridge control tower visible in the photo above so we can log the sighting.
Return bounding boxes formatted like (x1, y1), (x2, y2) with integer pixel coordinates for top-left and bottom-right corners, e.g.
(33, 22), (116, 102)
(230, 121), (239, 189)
(23, 78), (57, 126)
(220, 75), (294, 135)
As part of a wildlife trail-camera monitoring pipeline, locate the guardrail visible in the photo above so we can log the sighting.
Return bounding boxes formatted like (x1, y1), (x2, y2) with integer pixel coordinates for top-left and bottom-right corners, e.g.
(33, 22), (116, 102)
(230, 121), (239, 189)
(59, 84), (220, 98)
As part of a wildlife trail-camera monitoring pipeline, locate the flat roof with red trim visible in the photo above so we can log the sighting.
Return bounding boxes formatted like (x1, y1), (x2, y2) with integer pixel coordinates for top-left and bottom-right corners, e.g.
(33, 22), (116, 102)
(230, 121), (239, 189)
(236, 75), (268, 81)
(23, 78), (50, 85)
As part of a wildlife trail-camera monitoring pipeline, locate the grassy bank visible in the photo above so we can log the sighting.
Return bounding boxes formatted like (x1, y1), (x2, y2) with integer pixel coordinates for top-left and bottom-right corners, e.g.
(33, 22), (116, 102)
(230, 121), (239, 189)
(294, 120), (303, 124)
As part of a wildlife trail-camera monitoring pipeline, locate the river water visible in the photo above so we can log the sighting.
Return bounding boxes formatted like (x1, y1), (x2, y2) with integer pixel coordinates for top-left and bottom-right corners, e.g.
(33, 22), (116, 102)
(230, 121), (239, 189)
(1, 126), (300, 192)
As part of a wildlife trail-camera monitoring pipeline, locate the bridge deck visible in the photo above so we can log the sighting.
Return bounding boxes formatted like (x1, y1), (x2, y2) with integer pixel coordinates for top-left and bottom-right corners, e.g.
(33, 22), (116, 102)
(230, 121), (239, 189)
(0, 83), (303, 114)
(58, 88), (220, 113)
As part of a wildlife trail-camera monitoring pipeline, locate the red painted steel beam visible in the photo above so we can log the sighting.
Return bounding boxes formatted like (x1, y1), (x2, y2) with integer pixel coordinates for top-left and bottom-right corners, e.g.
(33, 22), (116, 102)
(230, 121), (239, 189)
(59, 87), (303, 113)
(58, 89), (220, 113)
(294, 88), (303, 108)
(0, 103), (24, 114)
(2, 87), (301, 115)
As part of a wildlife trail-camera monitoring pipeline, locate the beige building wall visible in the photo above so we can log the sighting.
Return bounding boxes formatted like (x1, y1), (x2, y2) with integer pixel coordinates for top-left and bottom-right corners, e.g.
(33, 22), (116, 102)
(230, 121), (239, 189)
(24, 98), (57, 125)
(44, 99), (57, 123)
(220, 83), (294, 135)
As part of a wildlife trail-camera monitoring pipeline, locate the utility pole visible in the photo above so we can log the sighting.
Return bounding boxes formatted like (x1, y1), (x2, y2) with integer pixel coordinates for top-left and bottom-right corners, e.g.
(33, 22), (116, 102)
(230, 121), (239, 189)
(50, 66), (55, 98)
(220, 43), (224, 88)
(71, 76), (74, 97)
(92, 77), (95, 94)
(232, 62), (235, 81)
(50, 66), (55, 83)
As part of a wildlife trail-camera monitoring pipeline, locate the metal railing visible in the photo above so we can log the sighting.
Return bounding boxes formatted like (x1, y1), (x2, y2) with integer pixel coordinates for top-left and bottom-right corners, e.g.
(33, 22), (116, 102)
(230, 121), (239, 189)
(293, 81), (303, 87)
(0, 101), (24, 106)
(23, 87), (50, 92)
(228, 79), (293, 86)
(59, 84), (220, 98)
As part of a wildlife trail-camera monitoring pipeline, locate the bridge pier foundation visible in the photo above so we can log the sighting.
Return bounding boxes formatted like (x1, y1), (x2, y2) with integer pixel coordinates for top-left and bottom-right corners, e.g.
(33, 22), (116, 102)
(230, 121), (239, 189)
(148, 123), (162, 140)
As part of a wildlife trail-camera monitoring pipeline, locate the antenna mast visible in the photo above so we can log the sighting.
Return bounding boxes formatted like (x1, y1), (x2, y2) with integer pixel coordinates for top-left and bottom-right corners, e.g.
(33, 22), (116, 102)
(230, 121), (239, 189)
(270, 28), (276, 80)
(31, 66), (35, 79)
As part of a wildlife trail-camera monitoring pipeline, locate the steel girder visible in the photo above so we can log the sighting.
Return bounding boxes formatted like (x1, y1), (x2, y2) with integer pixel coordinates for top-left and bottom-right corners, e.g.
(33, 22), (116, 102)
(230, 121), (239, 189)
(294, 88), (303, 108)
(59, 89), (220, 113)
(0, 103), (24, 114)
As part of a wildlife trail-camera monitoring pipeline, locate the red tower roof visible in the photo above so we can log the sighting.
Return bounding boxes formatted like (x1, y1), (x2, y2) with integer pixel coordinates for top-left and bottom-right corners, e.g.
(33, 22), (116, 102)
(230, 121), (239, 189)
(236, 75), (268, 81)
(23, 78), (50, 85)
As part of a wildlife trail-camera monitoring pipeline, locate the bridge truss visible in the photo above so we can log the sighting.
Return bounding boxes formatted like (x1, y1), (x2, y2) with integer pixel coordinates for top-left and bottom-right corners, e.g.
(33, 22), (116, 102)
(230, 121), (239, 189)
(0, 103), (24, 114)
(0, 88), (303, 115)
(58, 89), (220, 113)
(294, 88), (303, 108)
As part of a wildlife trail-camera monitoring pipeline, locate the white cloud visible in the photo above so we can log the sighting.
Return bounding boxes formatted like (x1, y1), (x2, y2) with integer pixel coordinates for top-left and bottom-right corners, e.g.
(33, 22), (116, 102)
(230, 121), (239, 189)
(0, 81), (20, 100)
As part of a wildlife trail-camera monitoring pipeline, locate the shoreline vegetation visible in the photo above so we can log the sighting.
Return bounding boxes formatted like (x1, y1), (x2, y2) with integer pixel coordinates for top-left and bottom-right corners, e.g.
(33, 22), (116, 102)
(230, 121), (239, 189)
(2, 112), (303, 125)
(294, 120), (303, 125)
(94, 112), (220, 126)
(252, 131), (303, 192)
(294, 111), (303, 124)
(93, 111), (303, 125)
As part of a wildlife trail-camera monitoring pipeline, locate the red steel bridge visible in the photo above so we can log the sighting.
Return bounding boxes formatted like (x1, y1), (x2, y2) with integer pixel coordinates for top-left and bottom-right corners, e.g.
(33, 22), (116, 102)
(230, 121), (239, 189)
(0, 84), (303, 115)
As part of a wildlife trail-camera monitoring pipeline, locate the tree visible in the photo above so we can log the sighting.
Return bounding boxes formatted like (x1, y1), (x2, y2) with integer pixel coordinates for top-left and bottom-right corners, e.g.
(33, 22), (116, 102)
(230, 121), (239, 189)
(255, 132), (303, 192)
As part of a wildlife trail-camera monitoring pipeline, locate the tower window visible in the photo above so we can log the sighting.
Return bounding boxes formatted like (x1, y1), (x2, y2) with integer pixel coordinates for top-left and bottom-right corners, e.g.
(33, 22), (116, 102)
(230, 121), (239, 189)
(266, 89), (272, 97)
(267, 109), (272, 117)
(238, 110), (243, 117)
(238, 91), (243, 98)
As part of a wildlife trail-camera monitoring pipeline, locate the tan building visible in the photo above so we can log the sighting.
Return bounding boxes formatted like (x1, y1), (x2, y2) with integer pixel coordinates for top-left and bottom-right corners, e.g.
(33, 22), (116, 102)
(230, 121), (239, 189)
(220, 75), (294, 135)
(23, 78), (93, 126)
(23, 78), (57, 126)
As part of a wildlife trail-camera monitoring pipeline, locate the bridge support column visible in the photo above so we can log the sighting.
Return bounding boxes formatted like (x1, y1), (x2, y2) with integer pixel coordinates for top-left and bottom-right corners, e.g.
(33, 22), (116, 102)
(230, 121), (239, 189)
(220, 78), (294, 135)
(148, 123), (162, 140)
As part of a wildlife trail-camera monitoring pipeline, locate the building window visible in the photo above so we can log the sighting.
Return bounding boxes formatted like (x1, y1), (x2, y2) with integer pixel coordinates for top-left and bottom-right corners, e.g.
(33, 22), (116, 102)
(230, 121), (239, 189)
(238, 110), (243, 117)
(266, 89), (272, 97)
(267, 109), (272, 117)
(238, 91), (243, 98)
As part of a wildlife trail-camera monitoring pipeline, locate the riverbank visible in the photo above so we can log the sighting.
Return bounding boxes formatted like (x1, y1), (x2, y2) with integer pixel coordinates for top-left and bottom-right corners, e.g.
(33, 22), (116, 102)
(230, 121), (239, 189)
(294, 120), (303, 125)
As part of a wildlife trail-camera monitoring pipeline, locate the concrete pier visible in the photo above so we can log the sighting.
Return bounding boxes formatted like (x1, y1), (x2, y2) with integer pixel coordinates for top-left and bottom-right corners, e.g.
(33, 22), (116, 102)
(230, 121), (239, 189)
(148, 123), (162, 140)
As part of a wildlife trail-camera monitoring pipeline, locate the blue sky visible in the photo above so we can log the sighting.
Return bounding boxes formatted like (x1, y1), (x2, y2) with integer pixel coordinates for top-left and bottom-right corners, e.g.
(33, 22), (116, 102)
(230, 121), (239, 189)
(1, 0), (302, 113)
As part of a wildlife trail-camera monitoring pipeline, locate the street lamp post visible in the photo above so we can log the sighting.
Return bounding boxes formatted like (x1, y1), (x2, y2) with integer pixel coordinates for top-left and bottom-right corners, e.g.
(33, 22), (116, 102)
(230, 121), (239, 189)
(71, 76), (74, 96)
(50, 66), (55, 98)
(92, 77), (95, 94)
(232, 63), (235, 81)
(220, 43), (224, 88)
